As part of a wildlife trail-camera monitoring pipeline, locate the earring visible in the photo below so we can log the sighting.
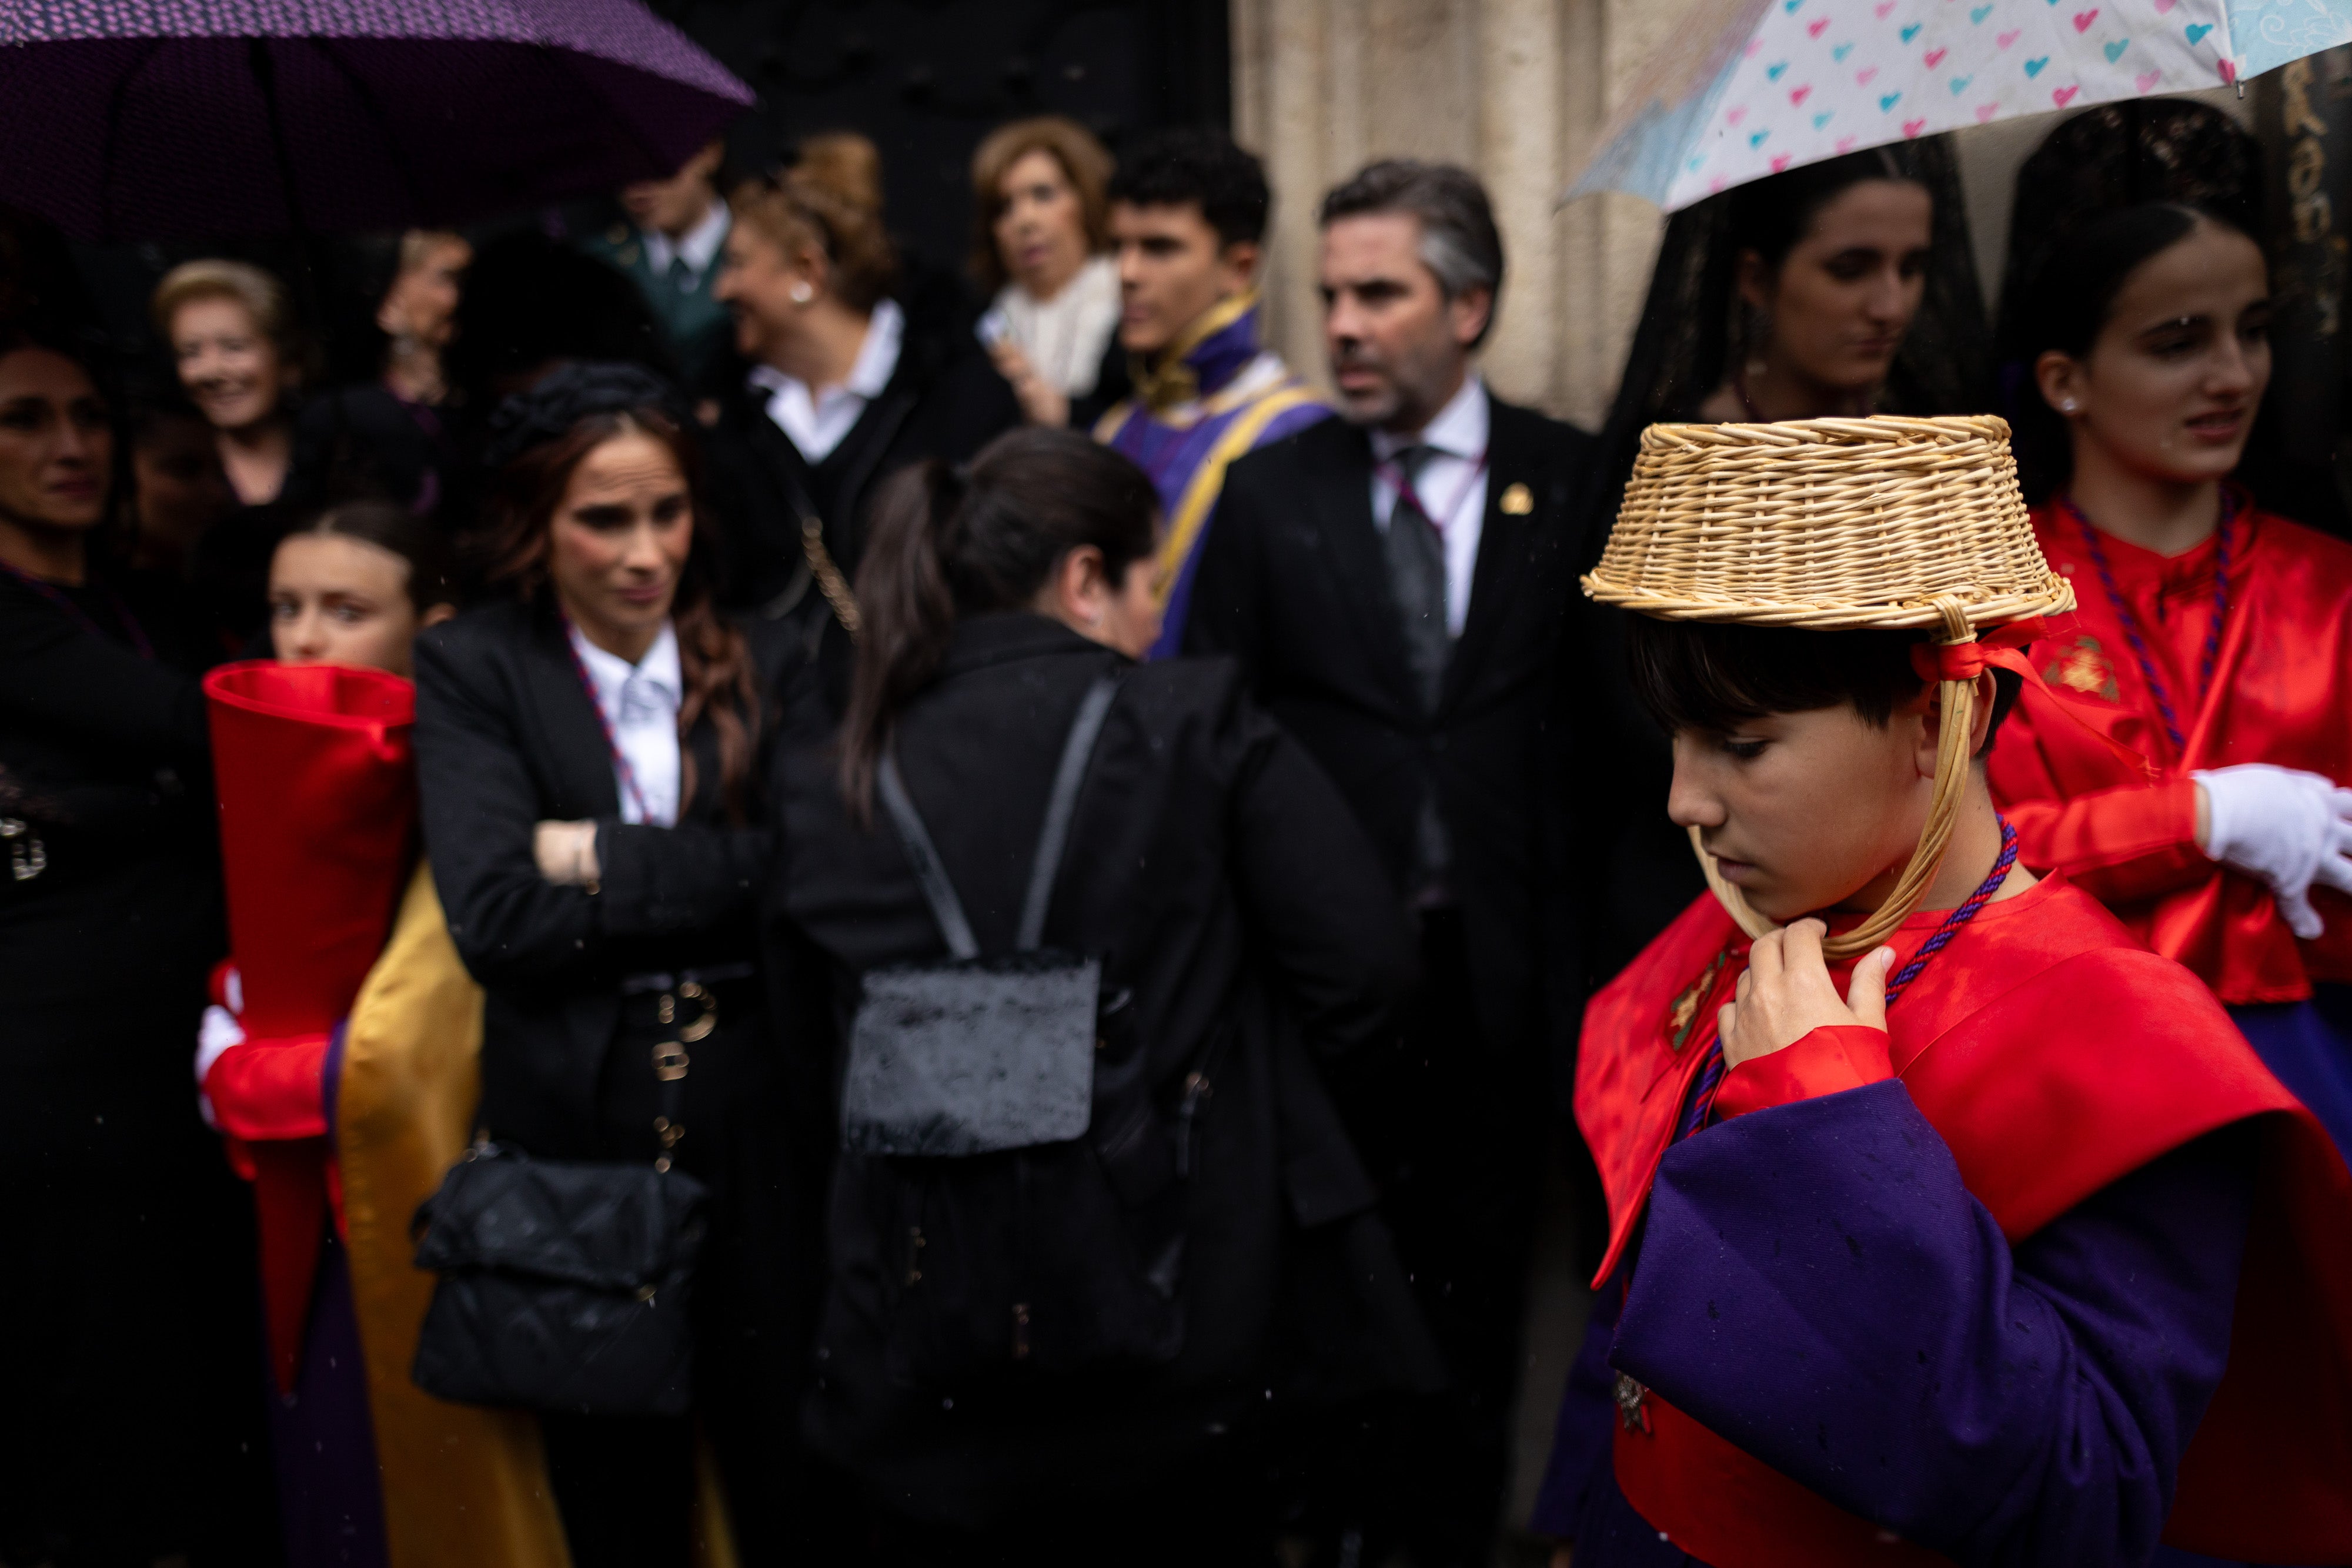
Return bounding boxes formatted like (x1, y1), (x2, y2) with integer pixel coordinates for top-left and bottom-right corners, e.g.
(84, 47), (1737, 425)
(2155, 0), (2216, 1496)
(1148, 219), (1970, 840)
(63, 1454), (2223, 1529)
(2059, 400), (2079, 414)
(789, 281), (814, 305)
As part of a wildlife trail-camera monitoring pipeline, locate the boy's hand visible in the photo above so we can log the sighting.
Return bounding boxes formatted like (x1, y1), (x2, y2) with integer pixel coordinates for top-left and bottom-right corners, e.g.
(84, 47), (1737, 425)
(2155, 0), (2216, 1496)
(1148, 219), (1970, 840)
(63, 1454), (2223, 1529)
(1718, 920), (1895, 1068)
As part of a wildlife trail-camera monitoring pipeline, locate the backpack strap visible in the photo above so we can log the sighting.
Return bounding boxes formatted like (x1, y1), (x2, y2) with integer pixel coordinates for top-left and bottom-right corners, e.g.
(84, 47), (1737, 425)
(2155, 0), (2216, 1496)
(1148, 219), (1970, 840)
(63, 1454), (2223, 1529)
(878, 753), (981, 961)
(1017, 673), (1121, 952)
(880, 669), (1121, 961)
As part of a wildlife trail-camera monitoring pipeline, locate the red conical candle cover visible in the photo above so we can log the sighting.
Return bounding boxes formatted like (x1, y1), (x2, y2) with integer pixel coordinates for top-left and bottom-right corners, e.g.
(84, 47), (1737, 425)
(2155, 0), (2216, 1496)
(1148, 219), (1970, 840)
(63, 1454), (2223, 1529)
(205, 661), (418, 1039)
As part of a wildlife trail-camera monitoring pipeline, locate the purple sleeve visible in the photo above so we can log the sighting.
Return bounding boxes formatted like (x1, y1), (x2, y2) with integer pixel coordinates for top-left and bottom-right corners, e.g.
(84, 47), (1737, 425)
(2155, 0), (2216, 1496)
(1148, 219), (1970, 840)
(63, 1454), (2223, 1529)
(1612, 1080), (2255, 1567)
(1530, 1273), (1624, 1539)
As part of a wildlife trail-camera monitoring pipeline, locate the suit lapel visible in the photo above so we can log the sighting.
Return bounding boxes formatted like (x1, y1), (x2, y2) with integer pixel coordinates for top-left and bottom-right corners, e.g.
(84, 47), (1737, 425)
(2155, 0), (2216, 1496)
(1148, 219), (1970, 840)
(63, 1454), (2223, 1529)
(522, 610), (623, 820)
(1305, 422), (1419, 714)
(1442, 394), (1538, 714)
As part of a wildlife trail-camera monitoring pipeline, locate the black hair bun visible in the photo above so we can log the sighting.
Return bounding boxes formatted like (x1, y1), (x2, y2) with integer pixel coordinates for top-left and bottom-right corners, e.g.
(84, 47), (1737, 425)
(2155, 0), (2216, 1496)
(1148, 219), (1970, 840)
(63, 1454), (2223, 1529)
(480, 359), (692, 473)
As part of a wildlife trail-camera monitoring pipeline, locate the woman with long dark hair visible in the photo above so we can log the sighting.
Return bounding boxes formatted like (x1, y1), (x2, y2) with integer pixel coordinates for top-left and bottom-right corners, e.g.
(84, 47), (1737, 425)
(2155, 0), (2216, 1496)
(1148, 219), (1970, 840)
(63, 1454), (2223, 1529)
(0, 319), (277, 1563)
(1577, 142), (1991, 986)
(1986, 106), (2352, 1176)
(411, 362), (811, 1566)
(771, 427), (1435, 1563)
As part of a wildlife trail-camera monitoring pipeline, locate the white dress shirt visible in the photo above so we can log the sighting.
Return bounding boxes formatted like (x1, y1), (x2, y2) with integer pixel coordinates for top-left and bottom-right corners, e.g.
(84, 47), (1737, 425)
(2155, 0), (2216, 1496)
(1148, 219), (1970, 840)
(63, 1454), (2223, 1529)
(568, 620), (683, 827)
(642, 201), (731, 291)
(1370, 372), (1489, 636)
(747, 297), (906, 462)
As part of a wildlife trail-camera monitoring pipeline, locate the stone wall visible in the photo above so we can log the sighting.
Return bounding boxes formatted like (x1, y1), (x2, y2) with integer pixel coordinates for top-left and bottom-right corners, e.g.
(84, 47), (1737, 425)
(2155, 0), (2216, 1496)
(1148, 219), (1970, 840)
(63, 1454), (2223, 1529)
(1230, 0), (2249, 431)
(1230, 0), (1714, 429)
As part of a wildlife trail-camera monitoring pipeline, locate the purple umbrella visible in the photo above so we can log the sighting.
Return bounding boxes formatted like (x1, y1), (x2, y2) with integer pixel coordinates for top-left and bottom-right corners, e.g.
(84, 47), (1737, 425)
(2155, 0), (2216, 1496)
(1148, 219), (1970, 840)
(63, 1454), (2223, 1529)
(0, 0), (756, 240)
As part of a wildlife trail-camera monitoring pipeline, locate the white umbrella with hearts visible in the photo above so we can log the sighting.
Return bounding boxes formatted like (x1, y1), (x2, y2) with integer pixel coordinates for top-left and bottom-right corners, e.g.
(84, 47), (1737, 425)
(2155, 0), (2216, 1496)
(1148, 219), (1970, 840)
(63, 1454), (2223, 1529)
(1576, 0), (2352, 208)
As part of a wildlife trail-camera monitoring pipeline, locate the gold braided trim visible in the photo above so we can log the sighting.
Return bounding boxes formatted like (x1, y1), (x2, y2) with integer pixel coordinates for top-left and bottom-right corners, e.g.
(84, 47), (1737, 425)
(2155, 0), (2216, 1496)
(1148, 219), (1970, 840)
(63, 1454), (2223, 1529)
(801, 516), (861, 641)
(1130, 289), (1262, 414)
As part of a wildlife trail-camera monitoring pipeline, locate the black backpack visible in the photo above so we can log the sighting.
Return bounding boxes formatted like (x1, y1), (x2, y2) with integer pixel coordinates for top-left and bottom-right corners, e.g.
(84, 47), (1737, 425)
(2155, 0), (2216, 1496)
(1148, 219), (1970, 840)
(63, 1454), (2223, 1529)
(829, 673), (1215, 1386)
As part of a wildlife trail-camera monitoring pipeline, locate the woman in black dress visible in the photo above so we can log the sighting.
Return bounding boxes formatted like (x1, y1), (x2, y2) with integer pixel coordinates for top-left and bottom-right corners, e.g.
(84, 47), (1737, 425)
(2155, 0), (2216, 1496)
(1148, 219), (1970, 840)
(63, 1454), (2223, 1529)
(411, 363), (815, 1566)
(0, 320), (275, 1564)
(772, 428), (1435, 1563)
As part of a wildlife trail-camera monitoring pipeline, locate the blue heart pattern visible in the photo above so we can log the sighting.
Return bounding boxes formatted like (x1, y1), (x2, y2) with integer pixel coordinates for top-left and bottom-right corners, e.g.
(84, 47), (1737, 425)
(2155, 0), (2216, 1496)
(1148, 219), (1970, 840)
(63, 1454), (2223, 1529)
(1813, 110), (1833, 126)
(1970, 3), (1992, 18)
(1768, 60), (1789, 79)
(1751, 129), (1770, 146)
(2024, 55), (2049, 75)
(1950, 73), (1973, 92)
(2186, 21), (2212, 42)
(1901, 22), (1922, 41)
(2104, 37), (2128, 61)
(1833, 41), (1854, 59)
(1881, 90), (1903, 109)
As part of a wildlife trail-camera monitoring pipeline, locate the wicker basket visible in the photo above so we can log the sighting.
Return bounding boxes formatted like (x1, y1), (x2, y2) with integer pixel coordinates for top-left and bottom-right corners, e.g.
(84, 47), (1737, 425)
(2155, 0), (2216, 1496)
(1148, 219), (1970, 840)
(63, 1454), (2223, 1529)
(1585, 414), (2072, 631)
(1582, 414), (2071, 955)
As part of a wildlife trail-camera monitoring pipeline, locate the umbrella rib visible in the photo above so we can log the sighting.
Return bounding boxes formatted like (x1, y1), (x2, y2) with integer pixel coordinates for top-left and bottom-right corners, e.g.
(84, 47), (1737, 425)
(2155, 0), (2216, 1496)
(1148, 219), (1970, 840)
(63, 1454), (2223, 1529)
(305, 40), (429, 225)
(542, 44), (695, 187)
(98, 38), (169, 243)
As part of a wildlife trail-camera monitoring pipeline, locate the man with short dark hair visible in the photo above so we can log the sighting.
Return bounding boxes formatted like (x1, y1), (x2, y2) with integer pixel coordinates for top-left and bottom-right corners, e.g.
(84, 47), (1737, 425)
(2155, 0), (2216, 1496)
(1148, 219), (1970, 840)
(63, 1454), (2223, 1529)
(1186, 158), (1599, 1565)
(584, 138), (733, 390)
(1094, 128), (1328, 657)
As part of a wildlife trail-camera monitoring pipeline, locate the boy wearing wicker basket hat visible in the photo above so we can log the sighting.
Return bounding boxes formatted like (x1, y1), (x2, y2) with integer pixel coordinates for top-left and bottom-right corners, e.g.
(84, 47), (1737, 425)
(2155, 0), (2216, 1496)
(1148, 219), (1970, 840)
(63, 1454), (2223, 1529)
(1544, 416), (2352, 1567)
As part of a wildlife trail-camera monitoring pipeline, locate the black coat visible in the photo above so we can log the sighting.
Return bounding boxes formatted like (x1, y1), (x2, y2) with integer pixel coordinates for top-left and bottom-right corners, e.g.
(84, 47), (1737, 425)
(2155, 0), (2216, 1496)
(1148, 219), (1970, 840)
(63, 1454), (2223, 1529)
(412, 596), (788, 1156)
(1183, 390), (1599, 1086)
(771, 614), (1437, 1522)
(701, 298), (1021, 614)
(0, 569), (274, 1559)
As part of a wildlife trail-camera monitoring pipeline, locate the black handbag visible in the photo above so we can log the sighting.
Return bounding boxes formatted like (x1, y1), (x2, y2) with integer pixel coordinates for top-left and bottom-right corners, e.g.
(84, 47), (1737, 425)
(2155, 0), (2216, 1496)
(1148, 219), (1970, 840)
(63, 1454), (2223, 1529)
(833, 673), (1191, 1384)
(410, 1009), (709, 1417)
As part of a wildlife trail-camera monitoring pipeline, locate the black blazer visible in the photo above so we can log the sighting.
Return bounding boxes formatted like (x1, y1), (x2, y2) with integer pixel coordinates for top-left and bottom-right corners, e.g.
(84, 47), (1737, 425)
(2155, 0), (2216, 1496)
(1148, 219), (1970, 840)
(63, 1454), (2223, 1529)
(413, 596), (790, 1156)
(771, 614), (1433, 1516)
(701, 297), (1021, 614)
(1183, 390), (1599, 1081)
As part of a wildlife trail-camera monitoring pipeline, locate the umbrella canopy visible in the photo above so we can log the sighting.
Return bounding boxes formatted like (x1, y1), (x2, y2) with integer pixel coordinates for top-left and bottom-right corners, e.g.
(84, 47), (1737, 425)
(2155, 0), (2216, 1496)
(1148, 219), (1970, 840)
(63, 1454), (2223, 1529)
(0, 0), (755, 240)
(1575, 0), (2341, 210)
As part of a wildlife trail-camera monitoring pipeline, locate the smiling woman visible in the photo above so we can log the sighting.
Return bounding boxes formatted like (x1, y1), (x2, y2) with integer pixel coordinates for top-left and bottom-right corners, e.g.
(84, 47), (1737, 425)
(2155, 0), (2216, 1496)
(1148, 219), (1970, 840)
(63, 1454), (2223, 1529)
(1987, 169), (2352, 1168)
(152, 259), (303, 507)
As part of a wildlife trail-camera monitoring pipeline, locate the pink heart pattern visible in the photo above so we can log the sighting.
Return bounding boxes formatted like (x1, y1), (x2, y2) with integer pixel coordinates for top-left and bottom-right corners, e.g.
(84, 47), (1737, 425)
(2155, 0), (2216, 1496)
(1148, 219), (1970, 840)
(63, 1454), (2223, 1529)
(1655, 0), (2227, 211)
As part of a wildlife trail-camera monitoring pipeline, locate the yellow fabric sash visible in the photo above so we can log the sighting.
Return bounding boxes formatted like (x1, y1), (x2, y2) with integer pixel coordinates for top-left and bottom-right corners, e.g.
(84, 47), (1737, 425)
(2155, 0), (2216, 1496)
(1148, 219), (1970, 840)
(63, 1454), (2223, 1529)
(337, 866), (739, 1567)
(1150, 384), (1321, 610)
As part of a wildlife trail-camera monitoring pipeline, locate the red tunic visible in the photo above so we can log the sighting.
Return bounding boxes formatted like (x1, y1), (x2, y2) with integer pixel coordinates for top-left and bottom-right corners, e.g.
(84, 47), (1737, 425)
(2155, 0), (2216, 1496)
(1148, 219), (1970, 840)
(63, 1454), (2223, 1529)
(1987, 504), (2352, 1002)
(1576, 880), (2352, 1565)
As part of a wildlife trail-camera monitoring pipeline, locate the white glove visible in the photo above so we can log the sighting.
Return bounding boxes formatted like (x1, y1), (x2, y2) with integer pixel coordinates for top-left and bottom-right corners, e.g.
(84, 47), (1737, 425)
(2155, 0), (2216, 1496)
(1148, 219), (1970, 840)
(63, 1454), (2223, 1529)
(2193, 764), (2352, 940)
(195, 1003), (245, 1130)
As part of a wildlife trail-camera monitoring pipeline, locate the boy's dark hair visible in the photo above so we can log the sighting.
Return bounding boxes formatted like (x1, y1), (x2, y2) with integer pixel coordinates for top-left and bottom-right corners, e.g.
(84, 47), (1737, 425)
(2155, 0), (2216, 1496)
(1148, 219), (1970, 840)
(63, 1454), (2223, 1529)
(1107, 128), (1271, 248)
(1626, 617), (2021, 758)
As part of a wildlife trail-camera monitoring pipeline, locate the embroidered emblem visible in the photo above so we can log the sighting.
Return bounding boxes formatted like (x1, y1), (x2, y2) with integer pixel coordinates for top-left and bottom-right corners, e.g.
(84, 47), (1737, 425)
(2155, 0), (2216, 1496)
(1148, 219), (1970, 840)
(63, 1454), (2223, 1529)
(1666, 944), (1736, 1052)
(1499, 482), (1535, 515)
(2044, 634), (2120, 702)
(1615, 1372), (1652, 1433)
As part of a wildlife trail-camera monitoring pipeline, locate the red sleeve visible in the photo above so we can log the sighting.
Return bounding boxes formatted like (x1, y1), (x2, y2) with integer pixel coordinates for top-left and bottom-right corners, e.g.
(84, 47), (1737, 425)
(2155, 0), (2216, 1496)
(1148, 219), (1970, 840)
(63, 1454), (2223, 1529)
(203, 1033), (332, 1142)
(1989, 696), (2208, 904)
(1713, 1025), (1893, 1119)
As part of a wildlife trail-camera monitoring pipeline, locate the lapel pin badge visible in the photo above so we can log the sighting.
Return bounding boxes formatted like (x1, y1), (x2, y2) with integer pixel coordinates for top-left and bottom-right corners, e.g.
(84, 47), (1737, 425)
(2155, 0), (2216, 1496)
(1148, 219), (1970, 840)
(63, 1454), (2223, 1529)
(1499, 483), (1534, 516)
